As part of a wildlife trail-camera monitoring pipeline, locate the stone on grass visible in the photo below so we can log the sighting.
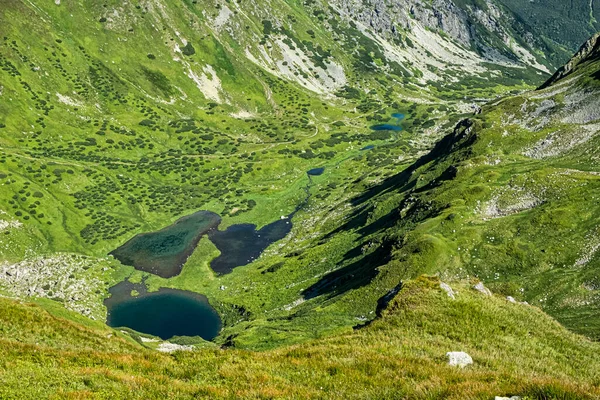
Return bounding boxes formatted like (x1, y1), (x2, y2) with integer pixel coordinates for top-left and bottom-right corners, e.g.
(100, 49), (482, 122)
(440, 282), (456, 299)
(474, 282), (492, 296)
(157, 342), (195, 353)
(446, 351), (473, 368)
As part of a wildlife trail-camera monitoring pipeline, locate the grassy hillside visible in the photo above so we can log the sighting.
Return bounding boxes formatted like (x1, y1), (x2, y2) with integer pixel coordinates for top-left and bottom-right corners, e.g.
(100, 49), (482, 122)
(0, 2), (599, 397)
(1, 276), (599, 399)
(496, 0), (600, 60)
(312, 33), (600, 340)
(0, 0), (546, 347)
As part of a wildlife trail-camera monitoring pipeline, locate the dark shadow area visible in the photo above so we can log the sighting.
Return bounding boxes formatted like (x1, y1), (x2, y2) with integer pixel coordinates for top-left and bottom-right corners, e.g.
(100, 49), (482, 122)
(413, 165), (458, 194)
(351, 119), (475, 207)
(302, 241), (393, 300)
(323, 204), (373, 239)
(356, 207), (401, 238)
(353, 281), (404, 330)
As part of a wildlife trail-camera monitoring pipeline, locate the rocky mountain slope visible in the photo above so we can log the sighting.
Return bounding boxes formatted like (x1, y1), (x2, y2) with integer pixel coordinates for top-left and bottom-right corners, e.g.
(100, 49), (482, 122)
(331, 0), (600, 71)
(312, 31), (600, 340)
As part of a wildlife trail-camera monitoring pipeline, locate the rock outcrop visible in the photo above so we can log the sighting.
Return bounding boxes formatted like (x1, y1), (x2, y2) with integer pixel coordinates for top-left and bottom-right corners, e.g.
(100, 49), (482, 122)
(539, 33), (600, 89)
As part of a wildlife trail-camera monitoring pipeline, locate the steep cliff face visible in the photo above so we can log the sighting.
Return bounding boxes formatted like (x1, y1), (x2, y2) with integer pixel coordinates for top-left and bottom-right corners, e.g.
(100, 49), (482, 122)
(329, 0), (598, 72)
(540, 33), (600, 89)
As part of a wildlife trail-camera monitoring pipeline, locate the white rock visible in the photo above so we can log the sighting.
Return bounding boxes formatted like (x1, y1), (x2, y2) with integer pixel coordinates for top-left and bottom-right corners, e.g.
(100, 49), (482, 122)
(495, 396), (521, 400)
(440, 282), (455, 299)
(446, 351), (473, 368)
(157, 343), (194, 353)
(506, 296), (517, 303)
(474, 282), (492, 296)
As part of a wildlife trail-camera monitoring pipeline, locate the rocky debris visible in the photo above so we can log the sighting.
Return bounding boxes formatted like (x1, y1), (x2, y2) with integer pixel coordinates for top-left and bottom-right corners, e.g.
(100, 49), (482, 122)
(506, 296), (516, 303)
(212, 4), (233, 30)
(186, 64), (224, 104)
(523, 126), (599, 159)
(440, 282), (455, 299)
(0, 254), (110, 320)
(283, 298), (305, 311)
(330, 0), (546, 70)
(446, 351), (473, 368)
(0, 219), (22, 231)
(157, 342), (195, 353)
(495, 397), (521, 400)
(574, 235), (600, 268)
(479, 188), (544, 220)
(562, 92), (600, 124)
(0, 210), (22, 232)
(473, 282), (492, 296)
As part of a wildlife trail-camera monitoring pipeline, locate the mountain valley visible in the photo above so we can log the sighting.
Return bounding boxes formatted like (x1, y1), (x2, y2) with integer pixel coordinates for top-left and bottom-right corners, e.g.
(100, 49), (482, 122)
(0, 1), (599, 398)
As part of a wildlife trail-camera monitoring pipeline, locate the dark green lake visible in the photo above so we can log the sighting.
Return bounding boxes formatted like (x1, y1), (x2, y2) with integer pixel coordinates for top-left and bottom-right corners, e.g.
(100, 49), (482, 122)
(111, 208), (297, 277)
(104, 280), (221, 340)
(109, 211), (221, 278)
(208, 217), (293, 274)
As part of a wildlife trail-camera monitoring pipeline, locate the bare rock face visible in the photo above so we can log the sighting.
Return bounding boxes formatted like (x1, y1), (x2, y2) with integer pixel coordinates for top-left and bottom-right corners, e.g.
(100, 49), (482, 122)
(440, 282), (456, 299)
(539, 33), (600, 89)
(329, 0), (541, 67)
(446, 351), (473, 367)
(332, 0), (472, 46)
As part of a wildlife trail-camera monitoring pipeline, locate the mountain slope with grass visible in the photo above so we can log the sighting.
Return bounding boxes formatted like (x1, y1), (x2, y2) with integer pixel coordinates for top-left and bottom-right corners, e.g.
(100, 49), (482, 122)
(1, 276), (600, 399)
(0, 0), (556, 345)
(1, 2), (600, 397)
(306, 31), (600, 341)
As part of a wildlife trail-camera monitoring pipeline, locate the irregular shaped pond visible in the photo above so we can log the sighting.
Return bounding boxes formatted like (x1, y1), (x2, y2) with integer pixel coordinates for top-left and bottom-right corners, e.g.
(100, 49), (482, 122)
(370, 124), (403, 131)
(111, 210), (296, 277)
(370, 112), (406, 132)
(208, 217), (293, 275)
(307, 167), (325, 176)
(110, 211), (221, 278)
(105, 280), (222, 340)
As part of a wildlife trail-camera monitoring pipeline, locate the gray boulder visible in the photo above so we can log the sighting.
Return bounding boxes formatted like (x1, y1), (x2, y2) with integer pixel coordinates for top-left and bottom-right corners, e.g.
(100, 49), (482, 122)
(446, 351), (473, 368)
(440, 282), (456, 299)
(474, 282), (492, 296)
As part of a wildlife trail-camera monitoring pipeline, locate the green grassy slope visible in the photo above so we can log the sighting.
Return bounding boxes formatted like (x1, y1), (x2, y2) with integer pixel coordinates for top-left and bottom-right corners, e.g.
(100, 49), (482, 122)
(495, 0), (600, 62)
(313, 33), (600, 340)
(1, 276), (599, 399)
(0, 0), (599, 357)
(0, 0), (545, 346)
